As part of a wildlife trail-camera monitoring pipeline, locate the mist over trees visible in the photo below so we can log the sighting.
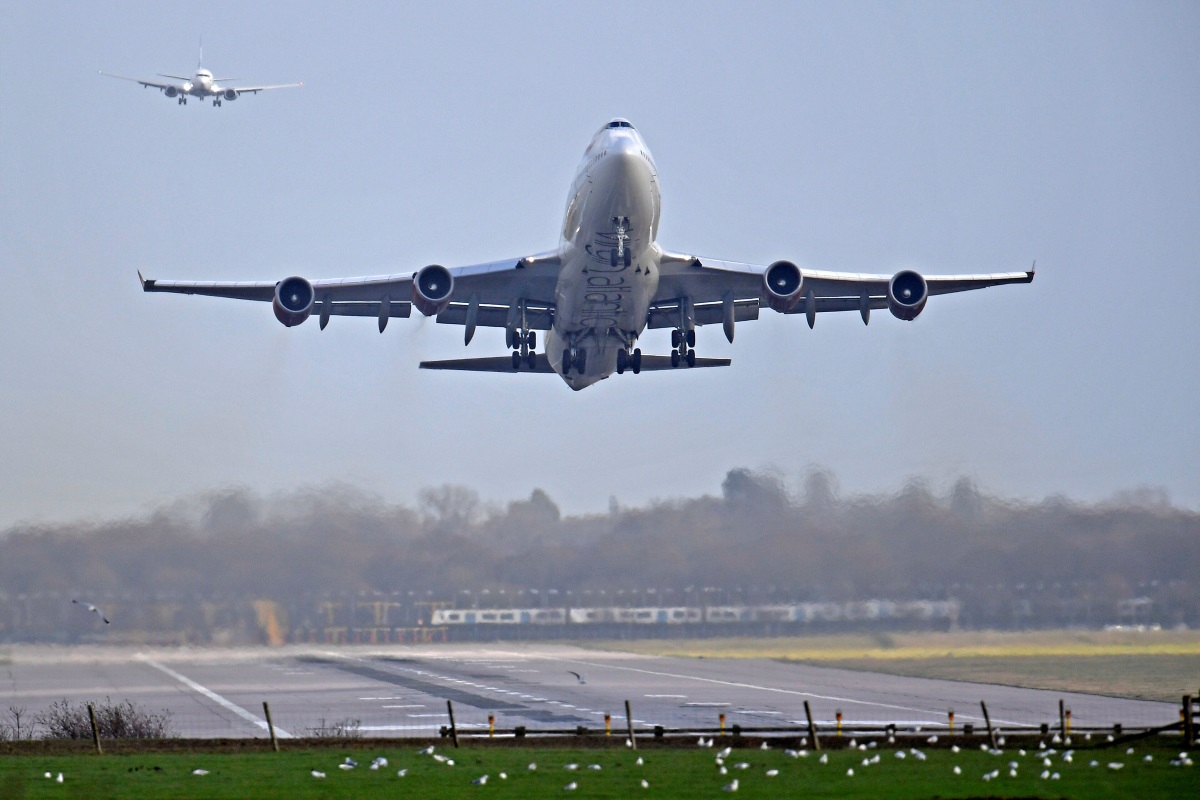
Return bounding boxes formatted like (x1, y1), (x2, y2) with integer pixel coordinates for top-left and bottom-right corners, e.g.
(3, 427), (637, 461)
(1, 469), (1197, 631)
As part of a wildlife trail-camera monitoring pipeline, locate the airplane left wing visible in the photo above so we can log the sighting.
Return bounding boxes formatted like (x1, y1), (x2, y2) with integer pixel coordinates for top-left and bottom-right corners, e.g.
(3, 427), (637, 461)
(653, 252), (1033, 330)
(226, 82), (303, 95)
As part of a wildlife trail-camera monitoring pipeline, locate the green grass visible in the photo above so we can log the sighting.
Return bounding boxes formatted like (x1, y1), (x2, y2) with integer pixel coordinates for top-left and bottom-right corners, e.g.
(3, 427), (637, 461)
(0, 741), (1196, 799)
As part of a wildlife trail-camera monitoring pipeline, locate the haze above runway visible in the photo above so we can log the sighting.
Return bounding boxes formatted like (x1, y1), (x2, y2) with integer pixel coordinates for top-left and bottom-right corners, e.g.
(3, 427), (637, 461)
(1, 644), (1174, 738)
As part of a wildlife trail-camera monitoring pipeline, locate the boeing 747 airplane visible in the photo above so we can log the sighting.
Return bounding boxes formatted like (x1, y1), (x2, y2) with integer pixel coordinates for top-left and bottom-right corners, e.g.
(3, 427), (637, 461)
(141, 119), (1033, 390)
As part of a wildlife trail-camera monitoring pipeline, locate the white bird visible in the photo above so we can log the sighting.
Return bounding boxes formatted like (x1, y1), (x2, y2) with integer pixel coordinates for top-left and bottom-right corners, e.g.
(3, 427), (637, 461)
(718, 747), (732, 758)
(499, 772), (507, 779)
(371, 757), (388, 769)
(951, 745), (960, 754)
(733, 762), (750, 770)
(1107, 762), (1124, 770)
(447, 759), (455, 766)
(1040, 770), (1050, 780)
(640, 779), (649, 788)
(568, 671), (587, 684)
(564, 781), (578, 791)
(564, 763), (578, 771)
(849, 739), (857, 748)
(72, 599), (110, 624)
(760, 741), (769, 750)
(420, 745), (436, 755)
(818, 754), (828, 764)
(528, 763), (537, 771)
(397, 769), (408, 777)
(635, 757), (643, 766)
(953, 765), (961, 775)
(846, 768), (855, 777)
(338, 763), (355, 770)
(192, 768), (209, 775)
(719, 766), (727, 775)
(1051, 772), (1060, 780)
(56, 774), (63, 783)
(927, 735), (938, 744)
(1126, 747), (1135, 755)
(472, 775), (489, 785)
(311, 771), (326, 778)
(587, 764), (602, 771)
(722, 778), (739, 791)
(895, 751), (906, 759)
(766, 769), (779, 777)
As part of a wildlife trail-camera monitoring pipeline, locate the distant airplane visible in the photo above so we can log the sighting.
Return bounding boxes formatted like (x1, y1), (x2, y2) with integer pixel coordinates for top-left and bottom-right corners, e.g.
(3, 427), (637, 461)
(101, 42), (300, 106)
(140, 118), (1033, 390)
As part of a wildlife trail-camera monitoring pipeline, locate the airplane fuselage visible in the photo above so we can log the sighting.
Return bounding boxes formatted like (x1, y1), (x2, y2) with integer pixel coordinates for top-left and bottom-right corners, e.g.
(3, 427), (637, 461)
(547, 121), (663, 389)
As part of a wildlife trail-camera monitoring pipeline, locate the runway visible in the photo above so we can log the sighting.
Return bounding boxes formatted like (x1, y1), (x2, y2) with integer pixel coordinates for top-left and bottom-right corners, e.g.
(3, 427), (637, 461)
(0, 644), (1175, 739)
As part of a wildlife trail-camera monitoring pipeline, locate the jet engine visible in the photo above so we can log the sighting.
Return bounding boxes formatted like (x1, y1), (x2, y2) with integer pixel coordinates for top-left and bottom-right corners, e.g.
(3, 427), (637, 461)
(222, 89), (238, 101)
(762, 260), (804, 312)
(164, 86), (179, 98)
(412, 264), (454, 316)
(887, 269), (928, 320)
(273, 276), (315, 327)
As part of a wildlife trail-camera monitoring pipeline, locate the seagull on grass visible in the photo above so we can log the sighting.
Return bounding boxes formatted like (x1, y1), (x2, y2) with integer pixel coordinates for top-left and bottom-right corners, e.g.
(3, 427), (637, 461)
(72, 599), (109, 624)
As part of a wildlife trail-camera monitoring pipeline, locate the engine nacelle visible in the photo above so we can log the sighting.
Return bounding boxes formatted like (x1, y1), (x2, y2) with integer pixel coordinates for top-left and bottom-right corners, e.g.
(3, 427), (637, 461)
(222, 88), (238, 101)
(164, 86), (179, 98)
(887, 270), (929, 320)
(273, 276), (315, 327)
(412, 264), (454, 316)
(763, 260), (804, 312)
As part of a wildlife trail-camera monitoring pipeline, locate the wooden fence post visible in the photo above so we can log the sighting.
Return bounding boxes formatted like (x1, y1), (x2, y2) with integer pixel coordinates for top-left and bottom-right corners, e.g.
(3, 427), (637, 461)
(625, 700), (637, 750)
(804, 701), (820, 751)
(980, 700), (997, 749)
(447, 700), (460, 748)
(1058, 698), (1066, 739)
(1184, 695), (1194, 745)
(263, 701), (279, 752)
(87, 703), (102, 755)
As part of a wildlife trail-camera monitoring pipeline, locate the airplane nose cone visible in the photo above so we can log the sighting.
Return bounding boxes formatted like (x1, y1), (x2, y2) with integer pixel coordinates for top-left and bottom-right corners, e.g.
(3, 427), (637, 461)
(597, 135), (652, 184)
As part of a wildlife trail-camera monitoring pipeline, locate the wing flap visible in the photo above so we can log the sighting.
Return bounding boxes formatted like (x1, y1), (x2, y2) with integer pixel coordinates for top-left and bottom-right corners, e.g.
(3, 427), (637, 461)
(435, 303), (554, 330)
(647, 298), (759, 329)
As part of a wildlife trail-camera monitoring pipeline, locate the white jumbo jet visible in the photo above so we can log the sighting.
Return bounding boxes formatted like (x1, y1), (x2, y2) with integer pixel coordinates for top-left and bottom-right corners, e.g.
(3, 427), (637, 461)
(100, 45), (300, 106)
(141, 118), (1034, 390)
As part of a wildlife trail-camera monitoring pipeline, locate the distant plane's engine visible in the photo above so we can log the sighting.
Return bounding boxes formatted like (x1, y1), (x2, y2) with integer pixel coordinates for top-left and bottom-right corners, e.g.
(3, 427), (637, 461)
(273, 276), (315, 327)
(163, 86), (179, 98)
(222, 89), (238, 101)
(887, 270), (929, 320)
(763, 260), (804, 312)
(412, 264), (454, 316)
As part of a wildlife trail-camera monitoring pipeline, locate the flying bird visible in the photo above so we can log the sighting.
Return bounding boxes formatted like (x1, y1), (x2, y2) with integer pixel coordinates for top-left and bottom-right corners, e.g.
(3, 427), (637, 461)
(568, 671), (586, 684)
(72, 599), (109, 624)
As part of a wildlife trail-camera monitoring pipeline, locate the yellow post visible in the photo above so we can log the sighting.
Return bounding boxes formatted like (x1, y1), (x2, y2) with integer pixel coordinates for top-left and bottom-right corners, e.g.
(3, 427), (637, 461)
(1065, 708), (1071, 735)
(605, 714), (611, 736)
(488, 714), (495, 738)
(948, 708), (955, 734)
(719, 713), (726, 736)
(836, 709), (843, 736)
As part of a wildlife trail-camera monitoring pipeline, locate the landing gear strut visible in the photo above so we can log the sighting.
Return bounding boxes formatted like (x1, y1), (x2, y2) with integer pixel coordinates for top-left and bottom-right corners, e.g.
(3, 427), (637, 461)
(610, 216), (632, 268)
(507, 301), (537, 370)
(616, 347), (642, 375)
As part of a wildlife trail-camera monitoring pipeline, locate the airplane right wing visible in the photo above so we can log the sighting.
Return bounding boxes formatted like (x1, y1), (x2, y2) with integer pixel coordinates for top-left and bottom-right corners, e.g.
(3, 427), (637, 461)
(139, 251), (562, 333)
(99, 71), (178, 91)
(227, 82), (303, 95)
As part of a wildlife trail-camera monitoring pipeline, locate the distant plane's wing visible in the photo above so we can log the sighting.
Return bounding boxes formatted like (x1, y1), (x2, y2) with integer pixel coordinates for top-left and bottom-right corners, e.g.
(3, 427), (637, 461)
(226, 82), (304, 95)
(139, 252), (561, 327)
(99, 71), (178, 91)
(653, 251), (1034, 327)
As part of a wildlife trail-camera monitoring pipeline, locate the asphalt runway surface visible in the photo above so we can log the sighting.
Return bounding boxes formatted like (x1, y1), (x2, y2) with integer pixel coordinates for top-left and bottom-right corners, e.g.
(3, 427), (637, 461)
(1, 644), (1176, 739)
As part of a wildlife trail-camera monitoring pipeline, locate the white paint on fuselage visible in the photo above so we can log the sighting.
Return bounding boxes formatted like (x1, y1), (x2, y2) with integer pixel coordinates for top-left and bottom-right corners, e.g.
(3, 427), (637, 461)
(547, 120), (663, 390)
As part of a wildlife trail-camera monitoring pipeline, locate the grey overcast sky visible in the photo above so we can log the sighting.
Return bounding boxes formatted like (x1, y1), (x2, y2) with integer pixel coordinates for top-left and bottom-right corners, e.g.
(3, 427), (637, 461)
(1, 1), (1198, 528)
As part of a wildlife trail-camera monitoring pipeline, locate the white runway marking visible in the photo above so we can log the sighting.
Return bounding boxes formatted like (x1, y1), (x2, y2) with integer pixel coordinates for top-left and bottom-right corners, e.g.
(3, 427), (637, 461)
(382, 705), (426, 709)
(646, 694), (687, 698)
(524, 653), (1026, 726)
(141, 658), (292, 738)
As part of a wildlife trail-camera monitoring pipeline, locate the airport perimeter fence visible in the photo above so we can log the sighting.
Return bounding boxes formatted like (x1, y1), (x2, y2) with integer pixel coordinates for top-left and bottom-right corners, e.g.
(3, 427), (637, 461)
(8, 694), (1194, 749)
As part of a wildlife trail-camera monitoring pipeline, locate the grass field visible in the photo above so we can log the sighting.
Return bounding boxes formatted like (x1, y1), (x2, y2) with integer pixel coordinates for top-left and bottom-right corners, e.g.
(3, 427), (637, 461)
(587, 630), (1200, 703)
(0, 740), (1195, 799)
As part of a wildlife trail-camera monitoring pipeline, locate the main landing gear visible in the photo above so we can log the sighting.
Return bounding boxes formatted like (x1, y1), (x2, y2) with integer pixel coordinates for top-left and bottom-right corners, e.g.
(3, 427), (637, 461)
(212, 98), (222, 107)
(616, 347), (642, 375)
(507, 328), (536, 370)
(670, 328), (697, 367)
(177, 97), (188, 105)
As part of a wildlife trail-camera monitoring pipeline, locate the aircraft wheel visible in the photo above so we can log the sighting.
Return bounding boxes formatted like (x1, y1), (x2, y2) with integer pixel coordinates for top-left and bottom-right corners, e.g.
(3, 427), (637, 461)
(686, 349), (696, 367)
(574, 348), (587, 373)
(610, 249), (618, 267)
(511, 351), (522, 370)
(671, 329), (681, 349)
(624, 248), (632, 268)
(670, 350), (680, 368)
(526, 351), (536, 369)
(616, 349), (628, 374)
(526, 330), (536, 349)
(631, 348), (642, 374)
(686, 329), (696, 348)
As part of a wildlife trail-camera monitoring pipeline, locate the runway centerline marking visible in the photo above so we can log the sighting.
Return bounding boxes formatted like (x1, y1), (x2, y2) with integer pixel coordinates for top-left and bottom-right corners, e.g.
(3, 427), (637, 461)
(514, 652), (1024, 726)
(141, 658), (292, 738)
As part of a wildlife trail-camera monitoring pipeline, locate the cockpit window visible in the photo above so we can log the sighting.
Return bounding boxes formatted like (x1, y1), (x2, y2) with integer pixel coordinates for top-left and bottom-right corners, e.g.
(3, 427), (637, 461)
(605, 118), (634, 129)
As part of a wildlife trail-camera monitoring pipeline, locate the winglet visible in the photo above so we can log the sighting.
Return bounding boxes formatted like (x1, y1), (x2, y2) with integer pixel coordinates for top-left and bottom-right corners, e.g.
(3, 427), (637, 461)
(1026, 260), (1036, 281)
(138, 271), (155, 291)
